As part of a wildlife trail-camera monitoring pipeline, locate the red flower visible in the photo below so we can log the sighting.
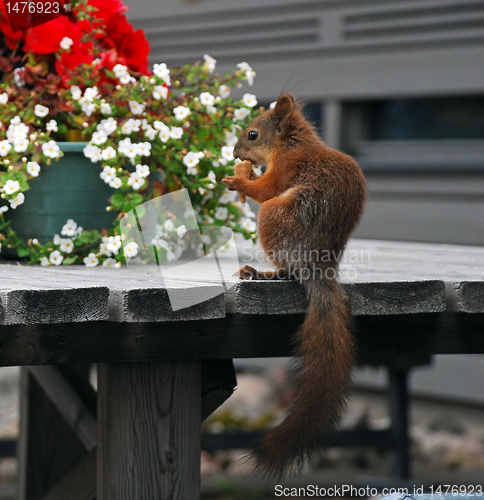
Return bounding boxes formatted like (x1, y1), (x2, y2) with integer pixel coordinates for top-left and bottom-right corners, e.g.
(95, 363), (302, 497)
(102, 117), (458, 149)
(88, 0), (128, 25)
(23, 16), (82, 54)
(0, 2), (25, 50)
(105, 13), (150, 74)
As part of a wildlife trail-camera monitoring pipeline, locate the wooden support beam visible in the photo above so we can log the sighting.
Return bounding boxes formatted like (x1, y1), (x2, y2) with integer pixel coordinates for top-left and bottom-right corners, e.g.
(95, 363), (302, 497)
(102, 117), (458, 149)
(28, 366), (97, 450)
(17, 367), (93, 500)
(42, 449), (96, 500)
(97, 361), (202, 499)
(201, 359), (237, 421)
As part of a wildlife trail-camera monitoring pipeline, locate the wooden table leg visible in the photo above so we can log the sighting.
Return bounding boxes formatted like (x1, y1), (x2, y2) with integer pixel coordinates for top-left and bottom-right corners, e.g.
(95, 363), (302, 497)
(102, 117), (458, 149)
(97, 361), (202, 500)
(17, 365), (94, 500)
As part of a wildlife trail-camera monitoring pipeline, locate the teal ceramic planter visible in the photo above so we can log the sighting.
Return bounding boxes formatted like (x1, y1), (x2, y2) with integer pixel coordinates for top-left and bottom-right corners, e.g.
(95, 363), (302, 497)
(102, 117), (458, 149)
(6, 142), (115, 244)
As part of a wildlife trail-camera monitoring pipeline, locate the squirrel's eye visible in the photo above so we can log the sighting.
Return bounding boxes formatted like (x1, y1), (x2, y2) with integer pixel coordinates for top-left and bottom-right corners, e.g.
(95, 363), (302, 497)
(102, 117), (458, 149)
(248, 131), (258, 141)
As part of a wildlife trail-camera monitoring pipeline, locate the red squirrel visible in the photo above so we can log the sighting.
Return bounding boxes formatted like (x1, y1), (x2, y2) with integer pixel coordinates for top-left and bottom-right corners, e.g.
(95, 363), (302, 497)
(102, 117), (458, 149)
(222, 94), (366, 477)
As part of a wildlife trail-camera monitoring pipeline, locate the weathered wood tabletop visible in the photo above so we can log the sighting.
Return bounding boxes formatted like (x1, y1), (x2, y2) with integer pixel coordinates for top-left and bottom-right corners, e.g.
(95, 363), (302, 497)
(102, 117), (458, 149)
(1, 239), (483, 499)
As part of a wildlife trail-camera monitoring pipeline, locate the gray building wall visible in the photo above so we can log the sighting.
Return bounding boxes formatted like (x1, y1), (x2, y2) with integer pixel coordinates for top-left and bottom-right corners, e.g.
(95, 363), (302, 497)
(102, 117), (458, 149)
(124, 0), (484, 404)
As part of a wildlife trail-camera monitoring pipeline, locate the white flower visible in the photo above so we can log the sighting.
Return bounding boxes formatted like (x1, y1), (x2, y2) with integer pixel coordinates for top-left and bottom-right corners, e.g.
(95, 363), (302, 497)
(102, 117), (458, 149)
(113, 64), (128, 79)
(34, 104), (49, 118)
(203, 54), (217, 73)
(101, 147), (117, 161)
(14, 68), (25, 86)
(242, 93), (257, 108)
(218, 84), (231, 99)
(101, 102), (112, 114)
(129, 101), (145, 115)
(83, 87), (99, 101)
(0, 205), (8, 213)
(234, 108), (251, 121)
(60, 37), (73, 50)
(152, 238), (169, 250)
(61, 219), (78, 237)
(10, 116), (20, 125)
(14, 138), (29, 153)
(241, 202), (256, 218)
(124, 142), (141, 159)
(100, 238), (112, 256)
(127, 172), (145, 190)
(0, 92), (8, 104)
(164, 220), (175, 232)
(81, 102), (97, 116)
(0, 140), (11, 156)
(176, 224), (187, 238)
(91, 130), (108, 145)
(138, 142), (151, 157)
(7, 122), (28, 143)
(53, 234), (62, 245)
(124, 241), (138, 258)
(214, 206), (228, 220)
(241, 217), (257, 232)
(100, 166), (117, 183)
(269, 101), (277, 109)
(153, 121), (168, 131)
(40, 256), (49, 266)
(9, 192), (25, 209)
(152, 85), (168, 100)
(237, 62), (256, 86)
(98, 117), (117, 135)
(122, 118), (140, 135)
(170, 127), (183, 139)
(102, 257), (117, 267)
(3, 180), (20, 195)
(152, 63), (171, 85)
(183, 151), (204, 169)
(225, 129), (238, 146)
(173, 106), (191, 121)
(49, 250), (63, 266)
(83, 144), (102, 162)
(42, 140), (60, 158)
(144, 126), (157, 140)
(207, 170), (216, 183)
(117, 137), (131, 155)
(199, 92), (215, 107)
(46, 119), (58, 132)
(159, 129), (171, 143)
(219, 190), (238, 204)
(70, 85), (82, 100)
(107, 235), (122, 254)
(221, 145), (234, 161)
(27, 161), (40, 177)
(109, 177), (122, 189)
(136, 164), (150, 177)
(60, 238), (74, 253)
(83, 253), (99, 267)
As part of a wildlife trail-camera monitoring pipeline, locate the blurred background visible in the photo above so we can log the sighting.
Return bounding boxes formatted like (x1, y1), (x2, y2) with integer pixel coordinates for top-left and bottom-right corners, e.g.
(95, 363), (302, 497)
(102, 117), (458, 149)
(124, 0), (484, 496)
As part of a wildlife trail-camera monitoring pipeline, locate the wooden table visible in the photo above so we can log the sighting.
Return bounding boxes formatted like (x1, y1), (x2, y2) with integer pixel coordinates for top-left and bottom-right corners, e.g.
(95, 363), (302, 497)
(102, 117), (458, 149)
(1, 239), (484, 499)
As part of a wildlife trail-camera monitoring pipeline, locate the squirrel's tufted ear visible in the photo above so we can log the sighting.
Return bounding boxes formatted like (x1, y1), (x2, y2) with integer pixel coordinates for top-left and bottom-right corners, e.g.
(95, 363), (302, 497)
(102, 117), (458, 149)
(273, 94), (295, 121)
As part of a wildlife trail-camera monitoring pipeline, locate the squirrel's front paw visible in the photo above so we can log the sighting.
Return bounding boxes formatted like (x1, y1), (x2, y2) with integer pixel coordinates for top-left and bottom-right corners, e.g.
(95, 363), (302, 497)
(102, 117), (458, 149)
(222, 176), (246, 192)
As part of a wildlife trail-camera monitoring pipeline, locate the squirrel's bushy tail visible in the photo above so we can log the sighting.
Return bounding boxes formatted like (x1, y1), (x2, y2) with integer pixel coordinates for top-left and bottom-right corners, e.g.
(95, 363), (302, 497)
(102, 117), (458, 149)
(252, 276), (354, 478)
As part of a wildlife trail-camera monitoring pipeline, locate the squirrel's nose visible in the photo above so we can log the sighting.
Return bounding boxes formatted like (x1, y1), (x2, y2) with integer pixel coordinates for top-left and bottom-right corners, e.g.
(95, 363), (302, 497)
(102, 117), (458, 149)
(233, 143), (242, 160)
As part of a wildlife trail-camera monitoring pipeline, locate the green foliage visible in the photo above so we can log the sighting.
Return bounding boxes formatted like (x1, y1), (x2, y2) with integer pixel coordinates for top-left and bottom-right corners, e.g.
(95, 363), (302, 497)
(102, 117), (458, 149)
(0, 56), (263, 266)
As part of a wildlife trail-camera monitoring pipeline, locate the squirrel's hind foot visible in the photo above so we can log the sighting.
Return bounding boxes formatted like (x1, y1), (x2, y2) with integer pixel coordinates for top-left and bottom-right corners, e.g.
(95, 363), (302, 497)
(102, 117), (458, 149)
(235, 265), (288, 280)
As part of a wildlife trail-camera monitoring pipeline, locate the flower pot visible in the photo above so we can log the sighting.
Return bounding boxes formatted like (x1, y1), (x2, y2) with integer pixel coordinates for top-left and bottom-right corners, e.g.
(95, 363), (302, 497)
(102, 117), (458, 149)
(4, 142), (116, 248)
